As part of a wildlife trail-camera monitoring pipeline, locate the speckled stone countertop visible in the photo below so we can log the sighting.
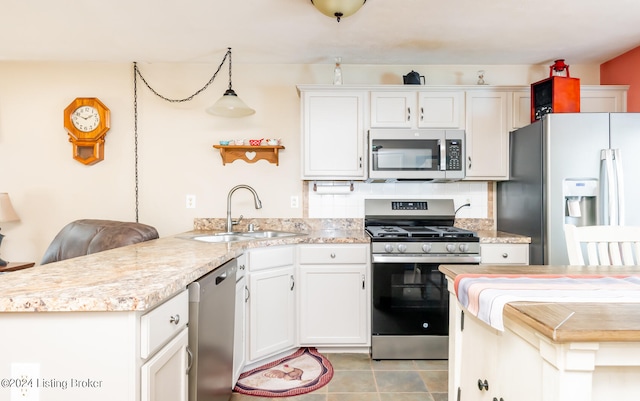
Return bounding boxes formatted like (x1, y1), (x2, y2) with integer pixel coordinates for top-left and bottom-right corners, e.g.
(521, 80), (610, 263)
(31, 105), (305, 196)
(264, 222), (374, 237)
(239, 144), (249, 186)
(0, 218), (528, 313)
(0, 224), (369, 313)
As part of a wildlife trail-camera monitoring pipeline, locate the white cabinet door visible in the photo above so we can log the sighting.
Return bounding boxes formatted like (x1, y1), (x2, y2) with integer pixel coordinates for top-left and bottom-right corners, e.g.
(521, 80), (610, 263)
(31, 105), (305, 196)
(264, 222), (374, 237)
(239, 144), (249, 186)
(371, 91), (464, 129)
(298, 265), (368, 345)
(248, 265), (296, 361)
(580, 87), (627, 112)
(301, 90), (366, 179)
(458, 311), (500, 401)
(418, 91), (464, 128)
(232, 274), (247, 387)
(141, 328), (189, 401)
(370, 91), (414, 128)
(511, 90), (531, 130)
(464, 91), (509, 180)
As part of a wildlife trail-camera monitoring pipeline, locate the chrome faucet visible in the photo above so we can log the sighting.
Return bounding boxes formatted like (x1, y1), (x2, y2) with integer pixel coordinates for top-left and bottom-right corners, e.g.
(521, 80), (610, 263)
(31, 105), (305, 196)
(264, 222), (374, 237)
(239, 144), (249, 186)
(226, 185), (262, 233)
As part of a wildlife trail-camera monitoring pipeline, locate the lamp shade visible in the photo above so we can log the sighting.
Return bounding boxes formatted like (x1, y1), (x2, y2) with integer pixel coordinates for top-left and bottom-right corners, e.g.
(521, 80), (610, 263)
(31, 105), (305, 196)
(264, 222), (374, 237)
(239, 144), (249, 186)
(0, 193), (19, 223)
(311, 0), (366, 21)
(206, 89), (256, 118)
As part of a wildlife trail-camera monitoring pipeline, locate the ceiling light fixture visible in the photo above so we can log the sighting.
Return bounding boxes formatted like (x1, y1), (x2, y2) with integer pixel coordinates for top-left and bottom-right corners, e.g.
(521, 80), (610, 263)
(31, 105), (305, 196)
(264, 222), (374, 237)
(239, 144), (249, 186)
(206, 48), (255, 117)
(311, 0), (367, 22)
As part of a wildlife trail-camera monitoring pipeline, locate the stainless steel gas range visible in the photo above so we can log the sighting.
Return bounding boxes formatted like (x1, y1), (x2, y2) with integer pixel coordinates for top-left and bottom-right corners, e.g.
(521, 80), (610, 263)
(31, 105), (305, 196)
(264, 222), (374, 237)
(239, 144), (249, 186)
(365, 199), (480, 360)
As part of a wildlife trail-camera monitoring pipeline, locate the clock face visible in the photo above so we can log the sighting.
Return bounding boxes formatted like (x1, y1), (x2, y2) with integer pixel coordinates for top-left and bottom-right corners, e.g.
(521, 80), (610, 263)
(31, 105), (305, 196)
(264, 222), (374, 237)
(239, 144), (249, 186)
(71, 105), (100, 132)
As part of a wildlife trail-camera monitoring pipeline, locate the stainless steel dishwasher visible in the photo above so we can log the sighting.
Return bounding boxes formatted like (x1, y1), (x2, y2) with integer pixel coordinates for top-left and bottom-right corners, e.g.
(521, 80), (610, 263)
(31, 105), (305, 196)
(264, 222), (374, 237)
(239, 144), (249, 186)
(188, 258), (237, 401)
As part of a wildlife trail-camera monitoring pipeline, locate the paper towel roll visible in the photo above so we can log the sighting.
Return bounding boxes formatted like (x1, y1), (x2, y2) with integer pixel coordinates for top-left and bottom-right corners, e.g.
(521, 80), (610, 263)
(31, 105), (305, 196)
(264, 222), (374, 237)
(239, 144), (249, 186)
(315, 185), (352, 194)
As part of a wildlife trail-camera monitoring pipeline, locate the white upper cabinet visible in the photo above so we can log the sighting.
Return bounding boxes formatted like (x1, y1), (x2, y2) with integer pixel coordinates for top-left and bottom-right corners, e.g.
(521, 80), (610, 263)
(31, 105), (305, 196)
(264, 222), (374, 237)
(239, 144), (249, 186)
(579, 86), (628, 112)
(511, 85), (628, 130)
(299, 88), (366, 180)
(370, 90), (464, 129)
(464, 90), (510, 180)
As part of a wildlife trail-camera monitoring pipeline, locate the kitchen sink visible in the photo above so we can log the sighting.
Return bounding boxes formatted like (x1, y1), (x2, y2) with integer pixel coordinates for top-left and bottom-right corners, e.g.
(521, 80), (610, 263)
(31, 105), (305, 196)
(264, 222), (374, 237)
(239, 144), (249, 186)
(190, 234), (251, 243)
(241, 230), (300, 238)
(187, 230), (303, 243)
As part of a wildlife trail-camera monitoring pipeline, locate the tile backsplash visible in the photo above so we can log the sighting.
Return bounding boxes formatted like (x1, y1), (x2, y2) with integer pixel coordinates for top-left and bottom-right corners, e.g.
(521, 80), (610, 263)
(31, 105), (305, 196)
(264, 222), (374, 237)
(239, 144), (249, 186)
(306, 181), (490, 219)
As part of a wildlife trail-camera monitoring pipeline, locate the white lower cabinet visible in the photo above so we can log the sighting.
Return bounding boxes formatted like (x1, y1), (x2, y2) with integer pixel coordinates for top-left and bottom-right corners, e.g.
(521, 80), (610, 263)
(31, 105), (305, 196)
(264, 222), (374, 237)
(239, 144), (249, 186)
(141, 328), (189, 401)
(458, 311), (500, 401)
(297, 244), (370, 346)
(232, 254), (247, 387)
(246, 246), (296, 362)
(0, 289), (189, 401)
(480, 244), (529, 265)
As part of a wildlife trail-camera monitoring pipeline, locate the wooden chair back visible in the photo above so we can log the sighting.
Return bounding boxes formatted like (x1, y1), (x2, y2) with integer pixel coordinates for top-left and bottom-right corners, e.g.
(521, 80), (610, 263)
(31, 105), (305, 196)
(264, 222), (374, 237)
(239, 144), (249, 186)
(564, 224), (640, 266)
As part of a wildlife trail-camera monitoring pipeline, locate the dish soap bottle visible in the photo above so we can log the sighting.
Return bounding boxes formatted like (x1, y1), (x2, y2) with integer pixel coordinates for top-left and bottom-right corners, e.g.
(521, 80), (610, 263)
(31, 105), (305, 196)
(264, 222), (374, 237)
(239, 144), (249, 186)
(333, 57), (343, 85)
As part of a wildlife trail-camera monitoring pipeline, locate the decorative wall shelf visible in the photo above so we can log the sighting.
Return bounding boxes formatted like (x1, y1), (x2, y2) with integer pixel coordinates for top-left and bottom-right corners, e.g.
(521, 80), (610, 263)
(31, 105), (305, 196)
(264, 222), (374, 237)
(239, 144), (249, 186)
(213, 145), (285, 166)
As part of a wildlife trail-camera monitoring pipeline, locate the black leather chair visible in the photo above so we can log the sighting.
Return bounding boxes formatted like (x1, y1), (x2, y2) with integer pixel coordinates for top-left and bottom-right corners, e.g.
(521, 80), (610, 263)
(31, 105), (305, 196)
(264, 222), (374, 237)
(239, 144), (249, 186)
(40, 219), (159, 265)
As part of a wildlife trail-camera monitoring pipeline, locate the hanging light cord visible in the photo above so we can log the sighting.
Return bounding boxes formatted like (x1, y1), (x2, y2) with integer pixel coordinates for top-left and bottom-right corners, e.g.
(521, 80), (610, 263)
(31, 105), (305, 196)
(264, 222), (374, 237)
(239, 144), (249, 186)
(131, 48), (232, 221)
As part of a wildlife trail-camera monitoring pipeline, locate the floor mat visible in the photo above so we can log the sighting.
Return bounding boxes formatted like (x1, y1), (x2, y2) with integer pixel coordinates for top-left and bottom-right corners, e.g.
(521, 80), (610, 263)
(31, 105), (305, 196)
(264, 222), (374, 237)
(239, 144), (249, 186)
(234, 347), (334, 397)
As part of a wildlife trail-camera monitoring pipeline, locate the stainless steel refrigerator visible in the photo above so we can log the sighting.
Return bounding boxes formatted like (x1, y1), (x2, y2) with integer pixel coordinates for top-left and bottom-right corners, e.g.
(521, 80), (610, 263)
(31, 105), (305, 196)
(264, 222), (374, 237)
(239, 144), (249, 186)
(497, 112), (640, 265)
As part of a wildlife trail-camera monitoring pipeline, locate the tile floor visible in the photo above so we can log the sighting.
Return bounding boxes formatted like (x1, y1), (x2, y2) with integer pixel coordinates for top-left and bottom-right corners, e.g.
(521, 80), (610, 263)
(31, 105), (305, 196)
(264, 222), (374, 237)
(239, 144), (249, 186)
(230, 353), (448, 401)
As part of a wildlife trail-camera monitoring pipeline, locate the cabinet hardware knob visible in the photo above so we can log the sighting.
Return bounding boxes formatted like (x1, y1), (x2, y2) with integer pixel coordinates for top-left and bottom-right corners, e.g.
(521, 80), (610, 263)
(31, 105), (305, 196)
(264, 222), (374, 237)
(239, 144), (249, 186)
(502, 253), (508, 258)
(330, 253), (336, 258)
(290, 274), (295, 291)
(169, 314), (180, 325)
(468, 156), (472, 169)
(240, 264), (246, 270)
(420, 107), (424, 121)
(407, 107), (411, 121)
(477, 379), (489, 391)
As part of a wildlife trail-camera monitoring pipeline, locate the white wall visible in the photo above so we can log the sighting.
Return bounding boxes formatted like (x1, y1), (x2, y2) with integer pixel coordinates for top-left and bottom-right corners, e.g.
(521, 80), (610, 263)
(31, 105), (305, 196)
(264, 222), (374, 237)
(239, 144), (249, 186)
(0, 61), (600, 263)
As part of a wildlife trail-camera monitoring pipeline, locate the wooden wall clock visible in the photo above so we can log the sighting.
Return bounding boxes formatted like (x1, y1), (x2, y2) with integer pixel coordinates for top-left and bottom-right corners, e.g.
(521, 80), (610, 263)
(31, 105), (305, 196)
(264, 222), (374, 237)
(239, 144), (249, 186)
(63, 97), (110, 165)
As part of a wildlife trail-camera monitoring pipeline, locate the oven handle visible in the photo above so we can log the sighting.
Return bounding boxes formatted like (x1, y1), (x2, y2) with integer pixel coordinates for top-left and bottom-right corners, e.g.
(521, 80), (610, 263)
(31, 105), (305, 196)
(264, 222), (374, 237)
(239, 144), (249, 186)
(372, 255), (481, 264)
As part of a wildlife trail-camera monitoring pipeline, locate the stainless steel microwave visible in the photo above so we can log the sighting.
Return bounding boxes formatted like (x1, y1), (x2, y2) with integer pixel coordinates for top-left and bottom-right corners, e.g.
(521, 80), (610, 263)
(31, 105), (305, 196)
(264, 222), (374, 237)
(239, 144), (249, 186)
(368, 129), (465, 181)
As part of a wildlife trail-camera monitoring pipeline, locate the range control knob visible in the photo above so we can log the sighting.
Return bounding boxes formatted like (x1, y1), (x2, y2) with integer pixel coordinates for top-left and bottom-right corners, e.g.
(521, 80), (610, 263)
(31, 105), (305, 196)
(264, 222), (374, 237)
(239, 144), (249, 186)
(446, 244), (456, 253)
(397, 244), (407, 253)
(384, 244), (395, 253)
(459, 243), (469, 252)
(422, 244), (432, 253)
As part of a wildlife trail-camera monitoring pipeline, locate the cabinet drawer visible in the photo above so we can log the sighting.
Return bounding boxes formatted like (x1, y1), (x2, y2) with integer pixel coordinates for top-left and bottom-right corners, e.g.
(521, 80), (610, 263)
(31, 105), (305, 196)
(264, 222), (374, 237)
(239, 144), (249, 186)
(481, 244), (529, 265)
(140, 289), (189, 359)
(247, 246), (295, 272)
(299, 244), (369, 264)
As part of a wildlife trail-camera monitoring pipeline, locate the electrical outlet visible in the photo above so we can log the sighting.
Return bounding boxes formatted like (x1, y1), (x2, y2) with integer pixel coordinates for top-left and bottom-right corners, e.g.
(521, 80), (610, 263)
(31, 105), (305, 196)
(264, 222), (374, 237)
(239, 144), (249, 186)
(10, 363), (40, 401)
(186, 194), (196, 209)
(465, 198), (471, 207)
(290, 196), (299, 208)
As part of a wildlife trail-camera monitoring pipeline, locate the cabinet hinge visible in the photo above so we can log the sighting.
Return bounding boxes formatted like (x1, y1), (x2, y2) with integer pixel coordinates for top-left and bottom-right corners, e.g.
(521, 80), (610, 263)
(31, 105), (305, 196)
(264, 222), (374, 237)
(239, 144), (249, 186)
(461, 310), (465, 331)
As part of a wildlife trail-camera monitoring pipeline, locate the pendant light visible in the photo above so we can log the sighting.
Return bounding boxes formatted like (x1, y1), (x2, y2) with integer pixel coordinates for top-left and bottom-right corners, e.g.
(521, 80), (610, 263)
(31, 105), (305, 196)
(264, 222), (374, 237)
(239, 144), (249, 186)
(206, 48), (255, 117)
(311, 0), (367, 22)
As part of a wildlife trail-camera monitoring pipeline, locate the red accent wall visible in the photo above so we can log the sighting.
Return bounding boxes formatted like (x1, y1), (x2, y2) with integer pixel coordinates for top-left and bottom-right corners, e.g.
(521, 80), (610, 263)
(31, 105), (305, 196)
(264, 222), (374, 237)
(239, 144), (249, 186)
(601, 46), (640, 112)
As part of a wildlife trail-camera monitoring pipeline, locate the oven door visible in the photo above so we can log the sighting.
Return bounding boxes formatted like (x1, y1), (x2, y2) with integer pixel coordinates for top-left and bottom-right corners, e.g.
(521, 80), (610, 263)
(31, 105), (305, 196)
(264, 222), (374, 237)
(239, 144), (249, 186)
(372, 261), (449, 336)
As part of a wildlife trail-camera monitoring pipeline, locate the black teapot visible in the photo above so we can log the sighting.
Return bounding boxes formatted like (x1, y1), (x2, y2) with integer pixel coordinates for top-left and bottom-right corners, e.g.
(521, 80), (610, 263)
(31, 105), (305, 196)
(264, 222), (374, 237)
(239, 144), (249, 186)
(403, 70), (425, 85)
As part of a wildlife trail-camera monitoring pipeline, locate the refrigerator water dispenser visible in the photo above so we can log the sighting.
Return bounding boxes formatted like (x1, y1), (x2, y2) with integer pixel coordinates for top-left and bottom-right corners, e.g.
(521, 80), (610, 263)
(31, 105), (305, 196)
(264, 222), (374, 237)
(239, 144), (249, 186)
(564, 179), (597, 226)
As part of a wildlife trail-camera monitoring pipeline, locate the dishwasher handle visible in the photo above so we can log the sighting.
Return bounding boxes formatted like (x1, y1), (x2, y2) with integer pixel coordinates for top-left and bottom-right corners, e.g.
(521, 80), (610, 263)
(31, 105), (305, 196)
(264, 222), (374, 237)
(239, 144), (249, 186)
(215, 271), (228, 285)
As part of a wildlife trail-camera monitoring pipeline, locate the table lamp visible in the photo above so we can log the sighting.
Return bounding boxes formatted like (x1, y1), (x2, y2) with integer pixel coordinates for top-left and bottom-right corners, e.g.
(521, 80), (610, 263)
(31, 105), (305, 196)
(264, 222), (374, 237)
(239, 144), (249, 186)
(0, 193), (20, 266)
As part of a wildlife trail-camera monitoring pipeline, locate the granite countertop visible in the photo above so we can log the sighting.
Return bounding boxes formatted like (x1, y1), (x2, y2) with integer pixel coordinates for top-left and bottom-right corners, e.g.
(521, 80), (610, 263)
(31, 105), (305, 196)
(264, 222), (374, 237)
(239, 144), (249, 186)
(440, 264), (640, 342)
(476, 230), (531, 244)
(0, 216), (527, 314)
(0, 228), (369, 313)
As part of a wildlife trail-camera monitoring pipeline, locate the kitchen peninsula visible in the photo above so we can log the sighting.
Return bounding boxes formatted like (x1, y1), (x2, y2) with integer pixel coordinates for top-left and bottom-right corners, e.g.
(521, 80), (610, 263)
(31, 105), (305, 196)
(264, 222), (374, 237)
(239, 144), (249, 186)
(0, 220), (526, 401)
(441, 265), (640, 401)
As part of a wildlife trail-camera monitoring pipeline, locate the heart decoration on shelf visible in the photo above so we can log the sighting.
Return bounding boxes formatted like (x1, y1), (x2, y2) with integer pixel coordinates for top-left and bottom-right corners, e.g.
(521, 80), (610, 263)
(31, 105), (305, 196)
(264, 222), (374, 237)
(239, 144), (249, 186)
(245, 151), (257, 160)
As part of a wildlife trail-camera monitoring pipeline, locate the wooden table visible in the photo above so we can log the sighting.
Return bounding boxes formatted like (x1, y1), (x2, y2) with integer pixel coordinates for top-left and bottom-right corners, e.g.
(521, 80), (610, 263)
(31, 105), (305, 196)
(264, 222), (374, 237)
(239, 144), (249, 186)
(0, 262), (35, 273)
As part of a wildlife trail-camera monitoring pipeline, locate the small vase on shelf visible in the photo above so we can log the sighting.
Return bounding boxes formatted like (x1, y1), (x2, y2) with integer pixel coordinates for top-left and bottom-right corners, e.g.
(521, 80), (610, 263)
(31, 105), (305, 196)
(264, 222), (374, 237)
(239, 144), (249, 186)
(333, 57), (343, 85)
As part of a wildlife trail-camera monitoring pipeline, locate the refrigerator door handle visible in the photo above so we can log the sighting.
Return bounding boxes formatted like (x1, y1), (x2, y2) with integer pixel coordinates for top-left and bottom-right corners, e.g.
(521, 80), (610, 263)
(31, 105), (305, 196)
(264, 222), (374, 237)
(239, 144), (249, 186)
(613, 149), (625, 225)
(601, 149), (618, 225)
